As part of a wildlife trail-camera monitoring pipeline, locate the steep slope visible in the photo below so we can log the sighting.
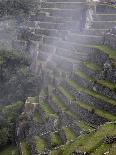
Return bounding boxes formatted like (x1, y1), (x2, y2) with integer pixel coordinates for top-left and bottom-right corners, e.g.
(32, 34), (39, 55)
(0, 1), (116, 155)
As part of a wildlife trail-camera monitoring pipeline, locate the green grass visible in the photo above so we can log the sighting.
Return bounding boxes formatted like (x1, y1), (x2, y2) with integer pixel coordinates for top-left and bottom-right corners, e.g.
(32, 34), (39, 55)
(98, 80), (116, 90)
(59, 86), (74, 100)
(52, 93), (93, 131)
(75, 70), (94, 81)
(52, 95), (67, 111)
(59, 83), (116, 121)
(51, 133), (62, 147)
(53, 123), (116, 155)
(63, 127), (76, 141)
(58, 81), (116, 121)
(0, 146), (19, 155)
(84, 62), (102, 71)
(93, 143), (111, 155)
(20, 142), (31, 155)
(33, 112), (42, 123)
(76, 68), (116, 91)
(35, 136), (46, 153)
(68, 80), (116, 106)
(40, 102), (57, 119)
(95, 45), (116, 60)
(77, 101), (116, 121)
(109, 143), (116, 155)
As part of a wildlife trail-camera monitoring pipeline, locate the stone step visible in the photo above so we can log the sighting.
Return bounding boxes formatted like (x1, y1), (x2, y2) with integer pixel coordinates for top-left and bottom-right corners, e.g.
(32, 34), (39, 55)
(30, 14), (79, 23)
(35, 28), (68, 40)
(39, 21), (80, 31)
(46, 0), (87, 2)
(77, 67), (116, 91)
(51, 54), (74, 72)
(39, 42), (91, 57)
(104, 33), (116, 49)
(41, 2), (88, 10)
(65, 33), (103, 45)
(35, 28), (104, 43)
(92, 21), (116, 29)
(71, 72), (116, 101)
(94, 14), (116, 21)
(68, 77), (116, 107)
(55, 48), (88, 61)
(40, 9), (82, 18)
(39, 43), (56, 53)
(38, 52), (49, 61)
(42, 36), (94, 52)
(62, 81), (116, 120)
(96, 4), (116, 14)
(72, 29), (106, 36)
(56, 86), (107, 127)
(36, 28), (104, 40)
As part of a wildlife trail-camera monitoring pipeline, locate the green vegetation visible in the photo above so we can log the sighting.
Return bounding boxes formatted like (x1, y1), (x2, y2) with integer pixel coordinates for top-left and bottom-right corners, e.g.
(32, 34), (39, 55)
(63, 127), (76, 141)
(0, 49), (41, 104)
(40, 102), (57, 119)
(0, 145), (19, 155)
(20, 141), (31, 155)
(68, 80), (116, 106)
(58, 83), (116, 122)
(98, 80), (116, 90)
(0, 101), (23, 147)
(50, 123), (116, 155)
(35, 136), (46, 153)
(52, 91), (93, 132)
(51, 133), (62, 147)
(84, 62), (102, 71)
(95, 45), (116, 60)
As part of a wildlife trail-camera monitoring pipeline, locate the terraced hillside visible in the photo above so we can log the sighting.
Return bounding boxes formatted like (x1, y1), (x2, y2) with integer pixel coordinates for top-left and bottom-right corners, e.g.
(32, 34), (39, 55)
(0, 0), (116, 155)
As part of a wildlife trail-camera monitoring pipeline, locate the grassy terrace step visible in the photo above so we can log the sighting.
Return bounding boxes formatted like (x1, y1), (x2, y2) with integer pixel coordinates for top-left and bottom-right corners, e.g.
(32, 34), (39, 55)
(53, 53), (81, 65)
(98, 80), (116, 90)
(20, 142), (31, 155)
(65, 34), (103, 45)
(93, 143), (111, 155)
(40, 100), (58, 120)
(95, 45), (116, 60)
(34, 111), (42, 123)
(84, 62), (102, 71)
(43, 37), (116, 60)
(77, 101), (116, 121)
(94, 14), (116, 21)
(68, 80), (116, 106)
(60, 85), (116, 121)
(58, 85), (108, 126)
(73, 66), (116, 101)
(63, 127), (76, 141)
(97, 3), (116, 10)
(41, 2), (89, 11)
(35, 136), (47, 153)
(52, 122), (116, 155)
(76, 69), (116, 91)
(51, 133), (62, 147)
(52, 93), (93, 131)
(92, 21), (116, 29)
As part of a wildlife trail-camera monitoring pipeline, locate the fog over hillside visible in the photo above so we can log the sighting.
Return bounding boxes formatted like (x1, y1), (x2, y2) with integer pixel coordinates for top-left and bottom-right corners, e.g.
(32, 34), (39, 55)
(0, 0), (116, 155)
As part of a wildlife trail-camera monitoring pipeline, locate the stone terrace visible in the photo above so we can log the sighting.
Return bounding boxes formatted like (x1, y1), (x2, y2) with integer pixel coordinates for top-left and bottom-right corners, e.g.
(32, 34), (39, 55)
(6, 1), (115, 155)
